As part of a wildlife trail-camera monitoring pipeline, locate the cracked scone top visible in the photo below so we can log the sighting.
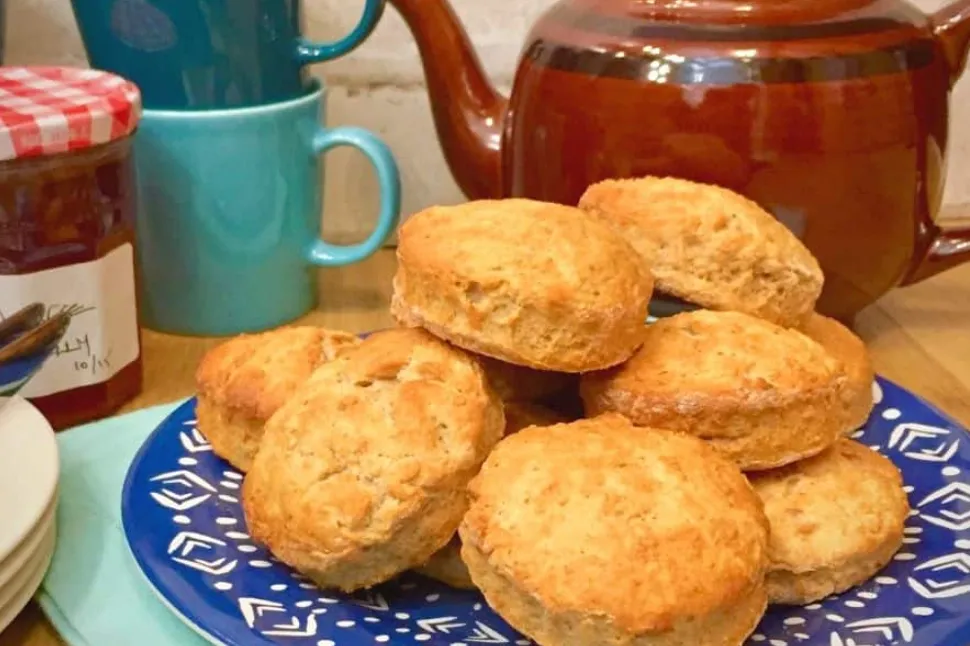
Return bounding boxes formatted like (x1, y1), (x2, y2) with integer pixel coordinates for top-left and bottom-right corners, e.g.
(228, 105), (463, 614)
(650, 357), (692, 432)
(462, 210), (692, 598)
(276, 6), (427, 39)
(749, 439), (909, 605)
(241, 328), (505, 592)
(581, 310), (850, 471)
(579, 176), (823, 327)
(459, 414), (769, 646)
(391, 199), (653, 372)
(194, 326), (361, 472)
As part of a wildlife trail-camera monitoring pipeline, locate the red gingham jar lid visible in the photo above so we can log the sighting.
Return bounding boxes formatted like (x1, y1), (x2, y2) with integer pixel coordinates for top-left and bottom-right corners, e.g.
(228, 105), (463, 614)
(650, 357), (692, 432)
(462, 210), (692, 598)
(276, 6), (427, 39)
(0, 66), (142, 163)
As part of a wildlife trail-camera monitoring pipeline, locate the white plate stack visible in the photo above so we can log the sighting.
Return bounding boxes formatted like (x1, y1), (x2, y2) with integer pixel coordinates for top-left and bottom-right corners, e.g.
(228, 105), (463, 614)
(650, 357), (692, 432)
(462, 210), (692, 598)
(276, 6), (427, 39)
(0, 396), (59, 635)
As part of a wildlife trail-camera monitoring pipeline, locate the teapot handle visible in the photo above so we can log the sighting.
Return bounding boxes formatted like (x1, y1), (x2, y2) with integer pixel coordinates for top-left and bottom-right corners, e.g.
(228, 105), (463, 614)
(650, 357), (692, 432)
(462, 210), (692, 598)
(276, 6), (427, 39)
(900, 205), (970, 286)
(901, 2), (970, 285)
(932, 0), (970, 85)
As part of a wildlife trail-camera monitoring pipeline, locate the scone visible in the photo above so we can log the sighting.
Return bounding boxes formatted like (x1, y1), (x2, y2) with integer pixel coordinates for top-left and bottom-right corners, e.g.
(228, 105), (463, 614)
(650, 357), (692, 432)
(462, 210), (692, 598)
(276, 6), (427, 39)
(195, 326), (360, 472)
(750, 439), (909, 604)
(415, 401), (564, 590)
(391, 199), (653, 372)
(579, 176), (823, 327)
(801, 313), (875, 432)
(460, 415), (769, 646)
(581, 310), (849, 471)
(477, 355), (576, 404)
(242, 328), (505, 592)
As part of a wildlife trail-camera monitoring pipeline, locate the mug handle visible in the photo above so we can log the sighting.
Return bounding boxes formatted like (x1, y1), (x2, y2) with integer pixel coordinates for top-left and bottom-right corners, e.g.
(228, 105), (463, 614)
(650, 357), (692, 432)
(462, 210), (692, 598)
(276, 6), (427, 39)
(306, 127), (401, 267)
(295, 0), (385, 63)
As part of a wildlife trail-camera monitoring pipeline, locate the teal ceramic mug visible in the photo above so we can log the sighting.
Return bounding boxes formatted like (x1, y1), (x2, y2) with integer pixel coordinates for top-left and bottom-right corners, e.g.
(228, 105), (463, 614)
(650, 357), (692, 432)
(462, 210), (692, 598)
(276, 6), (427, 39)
(71, 0), (384, 109)
(134, 81), (401, 336)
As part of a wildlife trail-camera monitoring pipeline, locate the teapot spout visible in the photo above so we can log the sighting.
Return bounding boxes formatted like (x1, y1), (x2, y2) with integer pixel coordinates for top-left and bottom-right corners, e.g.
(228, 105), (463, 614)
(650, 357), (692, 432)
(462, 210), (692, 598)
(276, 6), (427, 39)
(389, 0), (507, 200)
(932, 0), (970, 83)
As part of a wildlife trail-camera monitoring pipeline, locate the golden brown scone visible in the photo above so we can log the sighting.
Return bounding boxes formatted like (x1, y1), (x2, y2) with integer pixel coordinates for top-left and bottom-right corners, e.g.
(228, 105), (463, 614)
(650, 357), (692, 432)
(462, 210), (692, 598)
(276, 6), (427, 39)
(242, 328), (505, 592)
(391, 199), (653, 372)
(476, 355), (577, 404)
(194, 326), (360, 472)
(581, 310), (849, 471)
(579, 176), (823, 327)
(800, 313), (876, 432)
(415, 402), (564, 590)
(749, 439), (908, 605)
(461, 415), (769, 646)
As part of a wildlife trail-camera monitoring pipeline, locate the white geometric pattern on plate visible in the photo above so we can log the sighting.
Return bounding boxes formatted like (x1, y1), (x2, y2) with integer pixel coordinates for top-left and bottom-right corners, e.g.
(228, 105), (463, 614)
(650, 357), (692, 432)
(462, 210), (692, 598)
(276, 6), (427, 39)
(167, 531), (239, 577)
(888, 423), (960, 463)
(121, 378), (970, 646)
(907, 552), (970, 600)
(916, 483), (970, 531)
(827, 617), (915, 645)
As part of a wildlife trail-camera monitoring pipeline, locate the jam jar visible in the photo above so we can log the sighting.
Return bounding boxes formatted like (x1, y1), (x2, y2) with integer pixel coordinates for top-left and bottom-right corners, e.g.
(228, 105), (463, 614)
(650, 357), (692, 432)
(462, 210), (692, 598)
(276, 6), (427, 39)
(0, 67), (143, 429)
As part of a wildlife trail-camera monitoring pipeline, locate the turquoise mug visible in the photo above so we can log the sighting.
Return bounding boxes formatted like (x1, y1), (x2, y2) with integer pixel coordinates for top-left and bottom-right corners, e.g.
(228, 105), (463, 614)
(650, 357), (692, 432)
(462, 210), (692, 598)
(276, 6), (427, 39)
(134, 81), (401, 336)
(71, 0), (384, 109)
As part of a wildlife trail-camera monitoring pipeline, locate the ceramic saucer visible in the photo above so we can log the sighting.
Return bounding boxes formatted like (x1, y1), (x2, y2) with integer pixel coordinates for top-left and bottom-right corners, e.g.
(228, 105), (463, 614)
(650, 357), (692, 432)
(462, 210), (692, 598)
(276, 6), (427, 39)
(0, 496), (55, 591)
(0, 396), (59, 565)
(0, 520), (56, 634)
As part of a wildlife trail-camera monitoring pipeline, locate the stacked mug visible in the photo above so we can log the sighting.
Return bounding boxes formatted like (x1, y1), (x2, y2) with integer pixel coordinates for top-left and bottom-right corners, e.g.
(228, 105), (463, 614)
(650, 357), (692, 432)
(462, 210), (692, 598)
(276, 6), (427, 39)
(71, 0), (401, 335)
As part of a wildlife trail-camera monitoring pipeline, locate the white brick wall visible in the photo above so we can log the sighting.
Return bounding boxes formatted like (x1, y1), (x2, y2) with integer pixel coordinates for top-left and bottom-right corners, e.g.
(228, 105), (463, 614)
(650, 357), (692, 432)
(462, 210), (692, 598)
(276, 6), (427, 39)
(5, 0), (968, 241)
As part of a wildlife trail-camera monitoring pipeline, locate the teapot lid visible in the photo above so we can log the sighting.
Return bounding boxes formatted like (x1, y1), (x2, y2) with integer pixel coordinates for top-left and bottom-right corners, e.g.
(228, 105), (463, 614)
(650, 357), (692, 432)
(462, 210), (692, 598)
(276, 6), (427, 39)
(529, 0), (943, 86)
(591, 0), (927, 28)
(542, 0), (933, 66)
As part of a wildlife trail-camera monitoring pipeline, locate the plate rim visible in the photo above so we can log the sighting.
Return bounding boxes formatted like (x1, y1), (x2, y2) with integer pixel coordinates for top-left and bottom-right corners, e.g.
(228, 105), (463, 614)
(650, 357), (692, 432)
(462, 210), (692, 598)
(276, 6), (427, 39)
(121, 398), (282, 646)
(124, 537), (227, 646)
(0, 396), (59, 564)
(0, 490), (57, 590)
(0, 515), (56, 634)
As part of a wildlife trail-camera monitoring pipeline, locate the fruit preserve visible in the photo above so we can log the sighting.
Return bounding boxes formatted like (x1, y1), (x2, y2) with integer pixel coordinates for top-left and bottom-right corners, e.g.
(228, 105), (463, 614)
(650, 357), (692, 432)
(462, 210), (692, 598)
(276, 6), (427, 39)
(0, 67), (143, 429)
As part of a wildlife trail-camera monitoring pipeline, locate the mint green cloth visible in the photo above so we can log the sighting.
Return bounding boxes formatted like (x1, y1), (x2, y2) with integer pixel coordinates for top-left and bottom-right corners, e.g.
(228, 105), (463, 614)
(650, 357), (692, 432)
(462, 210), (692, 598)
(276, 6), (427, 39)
(37, 401), (210, 646)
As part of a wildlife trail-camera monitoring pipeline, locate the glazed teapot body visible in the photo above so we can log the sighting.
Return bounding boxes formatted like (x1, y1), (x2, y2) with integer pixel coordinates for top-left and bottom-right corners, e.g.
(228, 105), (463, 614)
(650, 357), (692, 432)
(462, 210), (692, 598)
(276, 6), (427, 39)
(390, 0), (970, 322)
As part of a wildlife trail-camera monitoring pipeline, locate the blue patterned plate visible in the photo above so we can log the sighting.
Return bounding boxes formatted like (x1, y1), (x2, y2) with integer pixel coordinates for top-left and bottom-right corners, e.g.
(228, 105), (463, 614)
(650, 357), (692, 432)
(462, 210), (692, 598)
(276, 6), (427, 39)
(122, 378), (970, 646)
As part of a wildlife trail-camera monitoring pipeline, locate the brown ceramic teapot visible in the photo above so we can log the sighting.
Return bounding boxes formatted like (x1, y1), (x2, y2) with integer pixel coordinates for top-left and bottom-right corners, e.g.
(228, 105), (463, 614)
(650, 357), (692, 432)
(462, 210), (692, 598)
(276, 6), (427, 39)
(390, 0), (970, 322)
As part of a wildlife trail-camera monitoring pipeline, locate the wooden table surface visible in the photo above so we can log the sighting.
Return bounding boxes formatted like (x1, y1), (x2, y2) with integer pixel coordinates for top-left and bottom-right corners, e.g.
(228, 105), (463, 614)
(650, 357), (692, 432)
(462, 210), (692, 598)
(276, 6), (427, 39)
(3, 248), (970, 645)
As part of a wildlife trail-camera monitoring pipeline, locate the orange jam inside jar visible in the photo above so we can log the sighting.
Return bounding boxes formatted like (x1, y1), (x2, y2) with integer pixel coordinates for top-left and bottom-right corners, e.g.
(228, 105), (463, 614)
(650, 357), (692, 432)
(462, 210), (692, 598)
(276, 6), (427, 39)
(0, 67), (144, 430)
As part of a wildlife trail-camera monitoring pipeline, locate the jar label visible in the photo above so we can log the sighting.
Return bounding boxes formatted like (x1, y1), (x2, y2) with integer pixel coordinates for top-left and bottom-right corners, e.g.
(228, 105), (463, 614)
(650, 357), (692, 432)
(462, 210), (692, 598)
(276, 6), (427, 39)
(0, 244), (140, 399)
